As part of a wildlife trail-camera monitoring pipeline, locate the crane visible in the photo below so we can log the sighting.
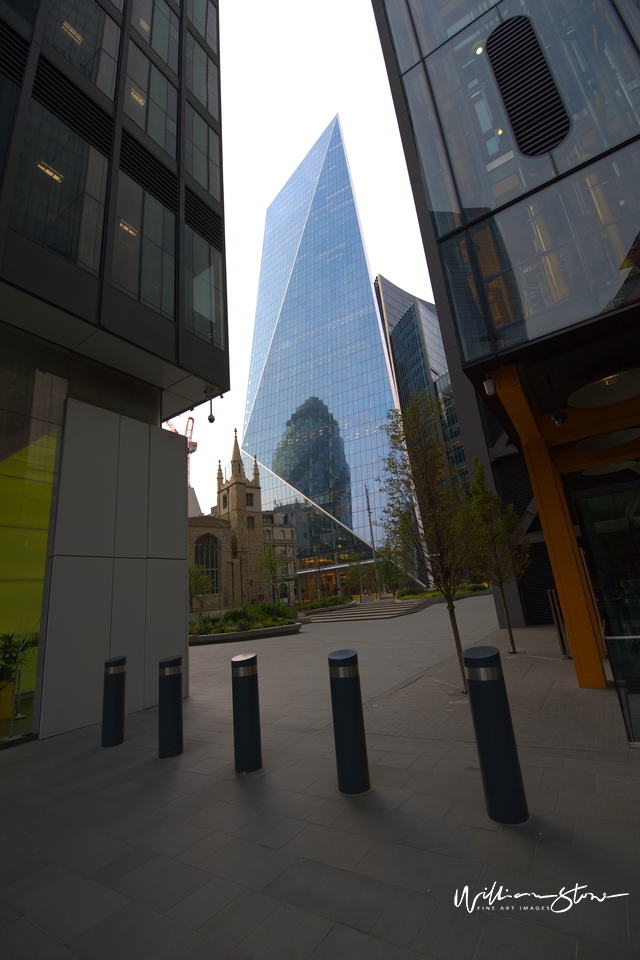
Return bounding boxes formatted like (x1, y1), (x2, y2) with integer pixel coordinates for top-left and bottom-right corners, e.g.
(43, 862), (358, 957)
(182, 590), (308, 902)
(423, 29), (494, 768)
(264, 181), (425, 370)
(165, 416), (197, 486)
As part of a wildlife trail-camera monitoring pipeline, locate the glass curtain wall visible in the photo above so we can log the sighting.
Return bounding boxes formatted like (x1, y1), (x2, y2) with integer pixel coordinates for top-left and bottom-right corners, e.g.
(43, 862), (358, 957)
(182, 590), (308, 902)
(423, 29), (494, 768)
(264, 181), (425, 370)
(124, 42), (178, 157)
(184, 223), (224, 345)
(44, 0), (122, 99)
(131, 0), (180, 74)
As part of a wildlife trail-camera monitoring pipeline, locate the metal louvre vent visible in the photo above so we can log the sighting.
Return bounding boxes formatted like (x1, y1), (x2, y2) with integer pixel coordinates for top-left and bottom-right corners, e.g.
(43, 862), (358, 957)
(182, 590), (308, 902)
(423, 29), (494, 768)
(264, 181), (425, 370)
(0, 18), (29, 85)
(486, 17), (570, 157)
(119, 129), (178, 212)
(185, 186), (223, 251)
(33, 57), (113, 156)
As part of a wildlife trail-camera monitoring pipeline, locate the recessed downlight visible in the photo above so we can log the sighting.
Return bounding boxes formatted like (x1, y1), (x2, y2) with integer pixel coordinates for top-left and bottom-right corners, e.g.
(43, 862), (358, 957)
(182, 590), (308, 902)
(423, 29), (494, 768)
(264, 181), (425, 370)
(576, 428), (640, 451)
(568, 368), (640, 407)
(582, 461), (637, 476)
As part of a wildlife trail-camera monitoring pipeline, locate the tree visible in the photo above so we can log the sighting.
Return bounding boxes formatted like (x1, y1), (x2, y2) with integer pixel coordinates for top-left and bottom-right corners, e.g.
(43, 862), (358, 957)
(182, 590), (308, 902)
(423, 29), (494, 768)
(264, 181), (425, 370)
(468, 457), (530, 654)
(375, 548), (405, 596)
(257, 544), (281, 601)
(380, 389), (478, 692)
(343, 555), (376, 599)
(188, 563), (211, 615)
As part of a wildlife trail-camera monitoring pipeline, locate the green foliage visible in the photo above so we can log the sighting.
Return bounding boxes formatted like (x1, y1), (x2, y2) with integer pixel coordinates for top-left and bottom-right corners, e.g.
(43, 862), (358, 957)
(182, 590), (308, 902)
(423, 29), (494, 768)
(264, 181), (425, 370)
(374, 549), (405, 594)
(188, 563), (212, 614)
(0, 631), (39, 686)
(396, 586), (429, 598)
(296, 595), (351, 612)
(343, 556), (376, 595)
(190, 602), (296, 636)
(257, 544), (283, 600)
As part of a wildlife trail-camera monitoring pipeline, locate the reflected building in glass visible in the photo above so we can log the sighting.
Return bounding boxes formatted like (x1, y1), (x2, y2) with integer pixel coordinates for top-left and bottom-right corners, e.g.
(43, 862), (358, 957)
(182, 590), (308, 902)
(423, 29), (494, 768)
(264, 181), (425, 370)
(242, 117), (397, 593)
(374, 0), (640, 707)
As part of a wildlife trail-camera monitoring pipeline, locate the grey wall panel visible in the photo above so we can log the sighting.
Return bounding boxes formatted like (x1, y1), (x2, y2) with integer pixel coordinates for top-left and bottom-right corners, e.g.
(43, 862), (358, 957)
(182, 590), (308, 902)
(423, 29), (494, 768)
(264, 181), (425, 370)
(39, 556), (113, 738)
(110, 558), (147, 714)
(144, 558), (187, 707)
(115, 418), (150, 558)
(148, 427), (187, 559)
(54, 399), (119, 557)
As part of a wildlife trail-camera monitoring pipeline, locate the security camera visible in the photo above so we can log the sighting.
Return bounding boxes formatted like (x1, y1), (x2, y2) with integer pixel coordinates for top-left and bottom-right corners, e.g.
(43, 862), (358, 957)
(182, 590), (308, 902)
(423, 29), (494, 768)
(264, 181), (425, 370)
(483, 377), (496, 396)
(551, 411), (567, 427)
(208, 413), (215, 424)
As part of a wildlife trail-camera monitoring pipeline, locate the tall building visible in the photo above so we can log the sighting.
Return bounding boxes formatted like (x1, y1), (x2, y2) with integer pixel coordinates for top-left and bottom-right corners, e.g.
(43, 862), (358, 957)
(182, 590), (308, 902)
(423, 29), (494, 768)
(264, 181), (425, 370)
(242, 117), (398, 595)
(0, 0), (227, 742)
(374, 0), (640, 713)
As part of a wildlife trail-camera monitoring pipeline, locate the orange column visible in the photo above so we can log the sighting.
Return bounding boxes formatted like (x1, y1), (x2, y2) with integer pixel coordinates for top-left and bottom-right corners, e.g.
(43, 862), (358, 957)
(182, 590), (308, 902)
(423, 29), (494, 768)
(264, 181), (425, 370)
(494, 366), (606, 688)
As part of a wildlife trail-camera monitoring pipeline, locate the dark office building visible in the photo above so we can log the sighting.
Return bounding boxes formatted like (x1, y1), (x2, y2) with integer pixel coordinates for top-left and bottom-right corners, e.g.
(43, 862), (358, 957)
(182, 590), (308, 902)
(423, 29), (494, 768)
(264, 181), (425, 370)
(374, 0), (640, 722)
(0, 0), (227, 741)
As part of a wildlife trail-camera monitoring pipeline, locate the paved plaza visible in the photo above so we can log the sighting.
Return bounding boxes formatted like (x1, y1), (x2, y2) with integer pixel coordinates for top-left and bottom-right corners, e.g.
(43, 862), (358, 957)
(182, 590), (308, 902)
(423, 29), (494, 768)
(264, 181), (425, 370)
(1, 595), (639, 959)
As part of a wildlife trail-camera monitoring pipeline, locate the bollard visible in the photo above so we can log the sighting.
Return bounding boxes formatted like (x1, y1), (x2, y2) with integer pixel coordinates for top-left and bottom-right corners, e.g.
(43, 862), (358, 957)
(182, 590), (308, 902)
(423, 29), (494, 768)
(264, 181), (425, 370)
(158, 655), (183, 759)
(464, 645), (529, 824)
(328, 649), (370, 795)
(231, 654), (262, 773)
(101, 656), (126, 748)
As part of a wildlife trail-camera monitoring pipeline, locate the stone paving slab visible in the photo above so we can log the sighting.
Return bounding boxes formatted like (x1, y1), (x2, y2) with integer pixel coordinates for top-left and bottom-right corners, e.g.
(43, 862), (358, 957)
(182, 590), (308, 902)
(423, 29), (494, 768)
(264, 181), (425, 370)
(1, 596), (639, 959)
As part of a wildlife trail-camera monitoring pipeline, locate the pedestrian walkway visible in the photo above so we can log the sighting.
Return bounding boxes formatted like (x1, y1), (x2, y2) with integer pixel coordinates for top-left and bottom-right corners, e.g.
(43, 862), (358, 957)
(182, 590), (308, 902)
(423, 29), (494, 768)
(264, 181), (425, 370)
(302, 597), (434, 622)
(1, 595), (638, 959)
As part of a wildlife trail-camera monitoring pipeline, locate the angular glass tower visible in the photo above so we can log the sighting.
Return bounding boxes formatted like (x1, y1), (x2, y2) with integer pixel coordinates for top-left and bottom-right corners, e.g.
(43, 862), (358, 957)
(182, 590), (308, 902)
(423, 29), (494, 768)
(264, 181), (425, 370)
(243, 117), (397, 545)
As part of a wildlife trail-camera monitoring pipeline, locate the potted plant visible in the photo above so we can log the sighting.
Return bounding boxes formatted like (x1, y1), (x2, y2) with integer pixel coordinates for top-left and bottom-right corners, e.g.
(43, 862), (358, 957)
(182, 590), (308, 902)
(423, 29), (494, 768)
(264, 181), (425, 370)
(0, 632), (39, 722)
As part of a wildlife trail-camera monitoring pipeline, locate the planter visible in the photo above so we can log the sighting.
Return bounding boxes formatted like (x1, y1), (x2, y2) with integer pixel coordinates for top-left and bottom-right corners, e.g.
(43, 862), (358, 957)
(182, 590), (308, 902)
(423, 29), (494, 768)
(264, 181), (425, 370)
(189, 622), (302, 645)
(0, 683), (14, 721)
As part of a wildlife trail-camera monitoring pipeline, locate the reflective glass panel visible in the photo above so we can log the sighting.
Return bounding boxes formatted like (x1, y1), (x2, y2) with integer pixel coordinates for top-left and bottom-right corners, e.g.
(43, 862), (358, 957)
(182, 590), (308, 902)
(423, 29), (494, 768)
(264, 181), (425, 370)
(498, 0), (640, 174)
(44, 0), (121, 99)
(470, 141), (640, 347)
(427, 11), (555, 221)
(0, 74), (20, 185)
(409, 0), (500, 55)
(131, 0), (180, 74)
(112, 171), (175, 318)
(184, 102), (220, 200)
(187, 0), (217, 53)
(439, 232), (493, 360)
(4, 0), (39, 23)
(186, 32), (218, 120)
(124, 42), (178, 157)
(10, 101), (108, 273)
(382, 0), (422, 72)
(613, 0), (640, 48)
(184, 224), (224, 347)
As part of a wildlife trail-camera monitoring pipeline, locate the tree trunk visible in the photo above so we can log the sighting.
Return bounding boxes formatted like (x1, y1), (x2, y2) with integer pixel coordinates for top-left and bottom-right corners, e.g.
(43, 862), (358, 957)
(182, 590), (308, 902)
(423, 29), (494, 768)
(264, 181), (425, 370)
(446, 601), (467, 694)
(499, 581), (517, 653)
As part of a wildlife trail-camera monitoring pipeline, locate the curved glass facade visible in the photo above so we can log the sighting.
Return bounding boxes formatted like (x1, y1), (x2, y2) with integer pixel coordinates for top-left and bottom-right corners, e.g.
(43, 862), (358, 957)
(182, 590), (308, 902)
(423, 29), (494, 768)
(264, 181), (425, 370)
(243, 117), (397, 544)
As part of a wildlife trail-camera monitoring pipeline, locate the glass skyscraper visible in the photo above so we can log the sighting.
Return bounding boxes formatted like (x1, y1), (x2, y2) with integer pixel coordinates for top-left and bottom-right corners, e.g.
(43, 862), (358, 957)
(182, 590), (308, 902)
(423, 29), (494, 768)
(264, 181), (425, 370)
(243, 117), (397, 552)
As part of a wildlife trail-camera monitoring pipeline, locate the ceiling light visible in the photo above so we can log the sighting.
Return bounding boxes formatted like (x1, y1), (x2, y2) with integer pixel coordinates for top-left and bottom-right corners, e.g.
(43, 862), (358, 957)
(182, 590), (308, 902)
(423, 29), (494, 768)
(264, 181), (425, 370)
(37, 161), (64, 182)
(130, 88), (146, 106)
(497, 128), (503, 135)
(475, 45), (483, 55)
(577, 428), (640, 451)
(61, 21), (83, 43)
(582, 461), (636, 476)
(119, 219), (139, 236)
(139, 17), (150, 31)
(568, 368), (640, 407)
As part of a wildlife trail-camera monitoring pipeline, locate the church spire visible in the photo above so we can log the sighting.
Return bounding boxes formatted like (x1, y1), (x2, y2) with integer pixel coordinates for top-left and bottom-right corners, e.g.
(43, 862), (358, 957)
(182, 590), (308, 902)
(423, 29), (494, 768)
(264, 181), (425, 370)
(217, 459), (224, 492)
(253, 455), (260, 483)
(231, 429), (245, 478)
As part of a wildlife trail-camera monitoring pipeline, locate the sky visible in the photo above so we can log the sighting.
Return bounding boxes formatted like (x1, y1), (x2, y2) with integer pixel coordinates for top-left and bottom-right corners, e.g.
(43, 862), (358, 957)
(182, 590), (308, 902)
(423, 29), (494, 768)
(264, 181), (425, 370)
(170, 0), (433, 513)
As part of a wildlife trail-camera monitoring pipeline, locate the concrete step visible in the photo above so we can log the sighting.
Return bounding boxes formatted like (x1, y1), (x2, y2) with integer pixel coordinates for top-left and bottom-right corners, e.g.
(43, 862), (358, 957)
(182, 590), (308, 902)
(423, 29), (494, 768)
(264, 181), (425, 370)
(305, 598), (434, 622)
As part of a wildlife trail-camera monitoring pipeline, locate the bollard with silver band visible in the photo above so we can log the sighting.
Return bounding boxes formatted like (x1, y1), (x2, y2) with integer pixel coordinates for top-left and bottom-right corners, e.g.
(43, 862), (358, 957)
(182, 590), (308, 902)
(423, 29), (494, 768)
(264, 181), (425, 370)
(463, 645), (528, 824)
(231, 654), (262, 773)
(101, 656), (126, 748)
(328, 649), (370, 795)
(158, 655), (183, 759)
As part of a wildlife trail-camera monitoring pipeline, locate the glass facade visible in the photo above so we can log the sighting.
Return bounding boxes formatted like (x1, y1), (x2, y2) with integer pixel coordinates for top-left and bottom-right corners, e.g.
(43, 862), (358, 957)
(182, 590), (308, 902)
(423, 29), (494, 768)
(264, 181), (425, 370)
(112, 171), (175, 318)
(44, 0), (121, 99)
(187, 0), (217, 53)
(184, 223), (224, 345)
(124, 42), (178, 157)
(10, 101), (108, 274)
(184, 102), (221, 199)
(186, 32), (218, 120)
(131, 0), (180, 74)
(0, 353), (67, 739)
(383, 0), (640, 360)
(243, 118), (397, 544)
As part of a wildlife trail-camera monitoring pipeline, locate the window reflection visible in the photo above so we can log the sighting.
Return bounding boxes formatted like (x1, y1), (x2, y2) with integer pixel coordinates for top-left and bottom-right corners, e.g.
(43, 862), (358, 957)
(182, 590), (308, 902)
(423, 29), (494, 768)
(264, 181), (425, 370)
(383, 0), (421, 72)
(184, 224), (224, 345)
(9, 101), (108, 273)
(112, 171), (175, 318)
(44, 0), (121, 99)
(186, 32), (218, 120)
(187, 0), (217, 53)
(131, 0), (180, 74)
(408, 0), (500, 56)
(439, 233), (493, 360)
(184, 103), (220, 200)
(124, 42), (178, 157)
(613, 0), (640, 50)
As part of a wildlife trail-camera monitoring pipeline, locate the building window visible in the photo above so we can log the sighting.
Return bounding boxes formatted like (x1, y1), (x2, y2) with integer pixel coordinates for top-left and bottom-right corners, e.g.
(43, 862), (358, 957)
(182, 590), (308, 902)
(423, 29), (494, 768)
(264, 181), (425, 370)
(184, 224), (224, 346)
(187, 0), (217, 52)
(186, 32), (218, 120)
(124, 42), (178, 158)
(265, 529), (271, 539)
(184, 103), (220, 200)
(194, 533), (218, 593)
(290, 530), (294, 539)
(44, 0), (121, 99)
(112, 171), (175, 318)
(131, 0), (180, 74)
(280, 530), (285, 539)
(222, 495), (227, 508)
(246, 493), (253, 506)
(247, 516), (255, 530)
(10, 101), (108, 274)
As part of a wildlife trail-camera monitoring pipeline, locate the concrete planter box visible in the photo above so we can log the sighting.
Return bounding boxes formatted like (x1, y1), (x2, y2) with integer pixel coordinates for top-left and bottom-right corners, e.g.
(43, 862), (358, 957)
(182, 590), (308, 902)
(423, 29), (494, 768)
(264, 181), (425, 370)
(189, 622), (302, 645)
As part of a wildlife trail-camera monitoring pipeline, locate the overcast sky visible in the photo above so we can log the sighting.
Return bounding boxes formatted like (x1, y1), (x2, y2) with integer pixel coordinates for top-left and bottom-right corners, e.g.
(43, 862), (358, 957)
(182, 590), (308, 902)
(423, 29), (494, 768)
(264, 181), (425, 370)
(172, 0), (433, 512)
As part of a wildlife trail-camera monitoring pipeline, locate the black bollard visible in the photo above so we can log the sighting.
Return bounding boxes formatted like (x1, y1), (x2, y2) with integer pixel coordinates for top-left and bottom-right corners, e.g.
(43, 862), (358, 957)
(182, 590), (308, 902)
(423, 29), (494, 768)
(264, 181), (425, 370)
(328, 649), (370, 795)
(101, 656), (126, 748)
(231, 654), (262, 773)
(158, 655), (183, 759)
(464, 645), (529, 824)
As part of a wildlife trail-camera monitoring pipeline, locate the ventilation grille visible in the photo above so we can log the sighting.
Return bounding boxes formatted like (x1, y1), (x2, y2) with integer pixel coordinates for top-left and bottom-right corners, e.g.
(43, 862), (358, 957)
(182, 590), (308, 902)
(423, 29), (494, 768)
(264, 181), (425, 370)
(33, 57), (113, 156)
(119, 129), (178, 212)
(185, 186), (223, 251)
(486, 17), (570, 157)
(0, 18), (29, 85)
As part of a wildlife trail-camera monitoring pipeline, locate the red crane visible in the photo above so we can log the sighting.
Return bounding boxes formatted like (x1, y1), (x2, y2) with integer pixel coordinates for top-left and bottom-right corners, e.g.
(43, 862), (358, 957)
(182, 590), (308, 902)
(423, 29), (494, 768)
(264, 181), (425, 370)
(165, 417), (198, 485)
